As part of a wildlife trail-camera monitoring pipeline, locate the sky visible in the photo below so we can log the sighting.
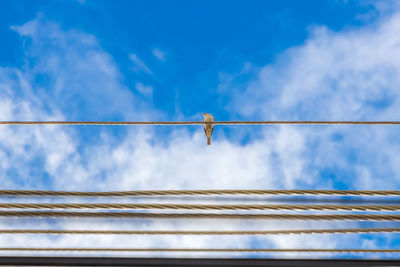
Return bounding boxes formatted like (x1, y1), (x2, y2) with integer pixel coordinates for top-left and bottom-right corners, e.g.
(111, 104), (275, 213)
(1, 0), (400, 259)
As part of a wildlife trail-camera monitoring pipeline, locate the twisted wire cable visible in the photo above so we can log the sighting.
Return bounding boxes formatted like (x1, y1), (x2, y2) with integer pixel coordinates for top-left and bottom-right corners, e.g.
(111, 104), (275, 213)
(1, 121), (400, 125)
(1, 189), (400, 197)
(1, 227), (400, 235)
(2, 203), (400, 212)
(1, 211), (400, 220)
(0, 248), (398, 253)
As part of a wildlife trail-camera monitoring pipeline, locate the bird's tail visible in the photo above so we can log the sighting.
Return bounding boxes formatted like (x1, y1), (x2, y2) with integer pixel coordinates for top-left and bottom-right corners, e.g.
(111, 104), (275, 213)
(207, 136), (211, 145)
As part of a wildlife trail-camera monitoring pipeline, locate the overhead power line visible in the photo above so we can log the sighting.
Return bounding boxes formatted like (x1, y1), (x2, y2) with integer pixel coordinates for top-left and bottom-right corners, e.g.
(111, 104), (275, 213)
(0, 248), (398, 253)
(1, 121), (400, 125)
(1, 189), (400, 197)
(2, 203), (400, 212)
(1, 211), (400, 220)
(0, 227), (399, 235)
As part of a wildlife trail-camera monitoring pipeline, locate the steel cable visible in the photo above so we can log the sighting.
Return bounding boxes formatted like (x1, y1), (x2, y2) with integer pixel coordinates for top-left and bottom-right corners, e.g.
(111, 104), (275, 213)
(0, 211), (400, 220)
(1, 121), (400, 125)
(1, 189), (400, 197)
(0, 227), (400, 235)
(2, 203), (400, 212)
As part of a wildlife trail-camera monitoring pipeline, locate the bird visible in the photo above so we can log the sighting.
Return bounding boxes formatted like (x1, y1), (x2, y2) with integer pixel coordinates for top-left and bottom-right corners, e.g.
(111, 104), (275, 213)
(202, 113), (214, 145)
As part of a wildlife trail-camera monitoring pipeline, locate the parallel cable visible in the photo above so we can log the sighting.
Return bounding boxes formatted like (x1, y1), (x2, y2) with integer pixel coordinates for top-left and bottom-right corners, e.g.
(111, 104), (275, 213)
(3, 203), (400, 212)
(1, 189), (400, 197)
(1, 227), (400, 235)
(1, 211), (400, 220)
(0, 248), (399, 253)
(1, 121), (400, 125)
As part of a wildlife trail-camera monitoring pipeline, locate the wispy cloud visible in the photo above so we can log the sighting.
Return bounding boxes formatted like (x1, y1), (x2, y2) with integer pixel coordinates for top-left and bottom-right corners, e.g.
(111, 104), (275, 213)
(135, 82), (153, 96)
(10, 18), (139, 121)
(152, 48), (166, 62)
(225, 12), (400, 191)
(129, 53), (153, 75)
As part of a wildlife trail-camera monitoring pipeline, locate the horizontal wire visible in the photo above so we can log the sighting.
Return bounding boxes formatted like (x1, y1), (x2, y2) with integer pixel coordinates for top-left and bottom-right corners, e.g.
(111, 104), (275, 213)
(0, 248), (398, 253)
(1, 227), (400, 235)
(3, 203), (400, 212)
(1, 189), (400, 197)
(1, 121), (400, 125)
(1, 211), (400, 220)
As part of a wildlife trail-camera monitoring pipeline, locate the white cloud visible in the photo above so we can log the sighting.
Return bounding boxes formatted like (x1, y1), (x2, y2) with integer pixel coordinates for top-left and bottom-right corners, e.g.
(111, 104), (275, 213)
(226, 12), (400, 191)
(152, 48), (166, 62)
(10, 18), (140, 121)
(129, 53), (153, 75)
(135, 82), (153, 96)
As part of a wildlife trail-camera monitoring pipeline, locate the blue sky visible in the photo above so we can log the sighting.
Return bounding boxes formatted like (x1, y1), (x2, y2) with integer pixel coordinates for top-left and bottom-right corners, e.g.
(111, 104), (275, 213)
(0, 0), (385, 119)
(1, 0), (400, 259)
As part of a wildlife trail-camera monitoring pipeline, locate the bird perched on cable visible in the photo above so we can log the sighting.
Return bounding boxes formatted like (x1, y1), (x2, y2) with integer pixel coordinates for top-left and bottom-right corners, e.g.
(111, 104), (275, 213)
(202, 113), (214, 145)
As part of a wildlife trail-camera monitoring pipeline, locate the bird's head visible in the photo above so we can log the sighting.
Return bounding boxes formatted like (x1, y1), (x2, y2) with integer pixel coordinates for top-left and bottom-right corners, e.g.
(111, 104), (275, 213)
(202, 113), (215, 122)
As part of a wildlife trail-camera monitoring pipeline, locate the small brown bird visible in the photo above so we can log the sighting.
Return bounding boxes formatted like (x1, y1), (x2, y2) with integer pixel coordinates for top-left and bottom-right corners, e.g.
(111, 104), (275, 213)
(202, 113), (214, 145)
